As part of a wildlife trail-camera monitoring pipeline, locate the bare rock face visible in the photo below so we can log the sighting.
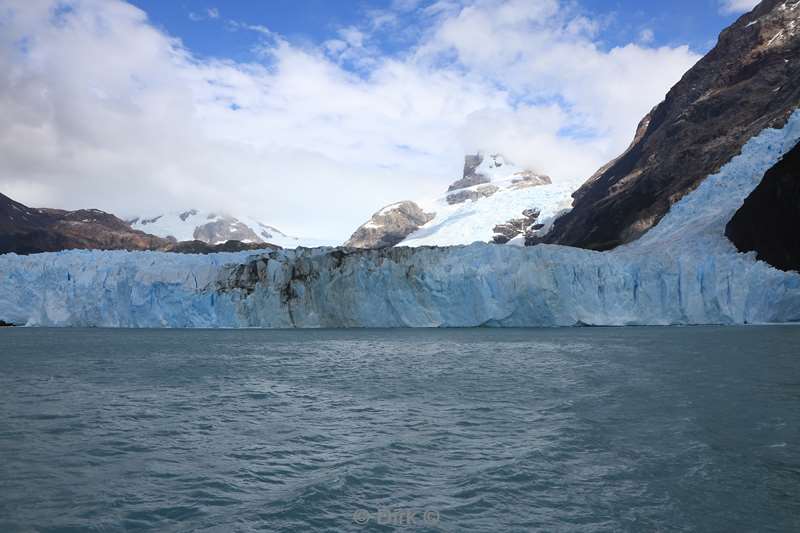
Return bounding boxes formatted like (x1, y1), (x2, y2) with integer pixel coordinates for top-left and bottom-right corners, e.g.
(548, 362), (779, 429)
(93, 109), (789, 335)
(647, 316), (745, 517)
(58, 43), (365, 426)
(509, 171), (552, 190)
(446, 184), (500, 205)
(193, 215), (263, 244)
(345, 201), (435, 249)
(492, 208), (542, 244)
(726, 140), (800, 272)
(448, 154), (490, 192)
(543, 0), (800, 250)
(167, 239), (280, 254)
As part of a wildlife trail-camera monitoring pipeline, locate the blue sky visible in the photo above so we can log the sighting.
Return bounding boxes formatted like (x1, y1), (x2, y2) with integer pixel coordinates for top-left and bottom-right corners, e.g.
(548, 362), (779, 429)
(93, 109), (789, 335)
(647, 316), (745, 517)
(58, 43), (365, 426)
(1, 0), (760, 238)
(129, 0), (748, 65)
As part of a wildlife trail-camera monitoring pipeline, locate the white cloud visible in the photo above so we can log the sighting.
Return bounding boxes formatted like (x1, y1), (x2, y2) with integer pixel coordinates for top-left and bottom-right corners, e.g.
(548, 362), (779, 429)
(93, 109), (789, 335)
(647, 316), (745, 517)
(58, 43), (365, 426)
(639, 28), (655, 44)
(718, 0), (760, 15)
(189, 7), (220, 21)
(0, 0), (700, 240)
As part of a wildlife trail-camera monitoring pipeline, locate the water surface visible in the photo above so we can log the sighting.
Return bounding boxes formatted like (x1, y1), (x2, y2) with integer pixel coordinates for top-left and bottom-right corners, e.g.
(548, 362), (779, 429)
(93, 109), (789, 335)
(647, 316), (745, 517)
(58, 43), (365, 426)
(1, 327), (798, 532)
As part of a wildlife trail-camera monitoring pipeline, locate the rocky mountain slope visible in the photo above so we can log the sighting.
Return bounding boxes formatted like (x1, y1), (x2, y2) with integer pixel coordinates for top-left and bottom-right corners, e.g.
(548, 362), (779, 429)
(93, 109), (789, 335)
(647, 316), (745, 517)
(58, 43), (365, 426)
(543, 0), (800, 251)
(346, 153), (563, 249)
(0, 192), (169, 254)
(345, 202), (435, 248)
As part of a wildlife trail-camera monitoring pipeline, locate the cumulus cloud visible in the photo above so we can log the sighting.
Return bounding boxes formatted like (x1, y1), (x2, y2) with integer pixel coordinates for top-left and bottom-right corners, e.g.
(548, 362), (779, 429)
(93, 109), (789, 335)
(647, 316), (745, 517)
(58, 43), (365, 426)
(189, 7), (219, 22)
(718, 0), (760, 15)
(0, 0), (699, 240)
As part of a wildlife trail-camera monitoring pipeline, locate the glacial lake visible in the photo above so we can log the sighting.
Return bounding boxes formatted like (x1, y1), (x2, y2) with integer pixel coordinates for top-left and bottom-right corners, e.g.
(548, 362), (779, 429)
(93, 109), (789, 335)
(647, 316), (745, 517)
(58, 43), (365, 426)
(1, 326), (798, 532)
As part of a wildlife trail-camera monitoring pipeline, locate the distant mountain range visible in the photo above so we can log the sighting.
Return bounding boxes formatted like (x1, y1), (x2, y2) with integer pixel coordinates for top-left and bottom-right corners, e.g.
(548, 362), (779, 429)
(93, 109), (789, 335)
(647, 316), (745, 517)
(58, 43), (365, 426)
(0, 192), (168, 255)
(127, 210), (330, 249)
(0, 193), (285, 255)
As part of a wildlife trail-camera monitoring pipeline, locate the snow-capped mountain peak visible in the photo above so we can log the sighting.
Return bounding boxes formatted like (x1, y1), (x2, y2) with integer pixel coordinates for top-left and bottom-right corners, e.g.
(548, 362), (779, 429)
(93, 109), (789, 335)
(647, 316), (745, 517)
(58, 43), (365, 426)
(128, 210), (326, 249)
(345, 152), (566, 249)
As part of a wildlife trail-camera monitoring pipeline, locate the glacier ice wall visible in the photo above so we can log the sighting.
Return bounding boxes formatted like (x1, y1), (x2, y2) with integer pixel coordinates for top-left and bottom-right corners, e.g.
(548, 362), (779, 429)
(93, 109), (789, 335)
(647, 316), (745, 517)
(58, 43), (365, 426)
(0, 251), (252, 327)
(2, 111), (800, 327)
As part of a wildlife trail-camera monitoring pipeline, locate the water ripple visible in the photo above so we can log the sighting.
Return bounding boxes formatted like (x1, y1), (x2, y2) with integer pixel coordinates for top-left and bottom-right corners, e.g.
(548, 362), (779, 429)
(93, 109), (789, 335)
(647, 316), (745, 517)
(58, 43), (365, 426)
(0, 327), (799, 532)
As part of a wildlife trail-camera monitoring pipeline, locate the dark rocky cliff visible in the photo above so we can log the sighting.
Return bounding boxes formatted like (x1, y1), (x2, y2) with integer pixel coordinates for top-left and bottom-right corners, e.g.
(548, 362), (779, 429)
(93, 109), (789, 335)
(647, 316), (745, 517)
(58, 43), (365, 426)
(726, 141), (800, 271)
(544, 0), (800, 250)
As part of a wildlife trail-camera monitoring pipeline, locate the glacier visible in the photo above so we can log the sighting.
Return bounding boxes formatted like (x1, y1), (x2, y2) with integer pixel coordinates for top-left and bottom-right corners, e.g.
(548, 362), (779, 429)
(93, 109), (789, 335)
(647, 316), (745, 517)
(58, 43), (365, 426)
(2, 111), (800, 328)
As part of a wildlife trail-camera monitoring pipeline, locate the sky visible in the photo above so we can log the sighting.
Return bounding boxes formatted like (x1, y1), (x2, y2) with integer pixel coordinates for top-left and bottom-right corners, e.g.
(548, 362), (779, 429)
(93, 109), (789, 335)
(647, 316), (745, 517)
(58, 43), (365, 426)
(0, 0), (760, 240)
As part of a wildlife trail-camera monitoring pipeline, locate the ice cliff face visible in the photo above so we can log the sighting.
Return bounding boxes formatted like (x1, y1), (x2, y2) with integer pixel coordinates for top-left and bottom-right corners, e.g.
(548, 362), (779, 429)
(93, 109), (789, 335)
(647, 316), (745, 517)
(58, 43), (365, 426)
(2, 112), (800, 328)
(0, 250), (256, 328)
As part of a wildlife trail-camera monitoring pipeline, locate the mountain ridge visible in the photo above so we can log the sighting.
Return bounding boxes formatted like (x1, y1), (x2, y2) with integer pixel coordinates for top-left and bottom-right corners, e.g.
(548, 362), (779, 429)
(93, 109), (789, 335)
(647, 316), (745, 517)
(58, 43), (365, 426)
(542, 0), (800, 250)
(0, 193), (280, 255)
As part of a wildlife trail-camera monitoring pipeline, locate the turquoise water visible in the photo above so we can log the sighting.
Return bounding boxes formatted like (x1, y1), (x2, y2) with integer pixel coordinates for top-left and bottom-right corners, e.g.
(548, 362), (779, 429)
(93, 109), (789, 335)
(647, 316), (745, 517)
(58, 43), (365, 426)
(0, 327), (798, 532)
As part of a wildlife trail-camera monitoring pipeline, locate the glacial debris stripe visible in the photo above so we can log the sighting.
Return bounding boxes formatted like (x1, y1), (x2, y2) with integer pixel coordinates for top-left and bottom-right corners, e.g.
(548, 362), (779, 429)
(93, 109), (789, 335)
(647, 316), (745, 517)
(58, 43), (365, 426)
(1, 112), (800, 328)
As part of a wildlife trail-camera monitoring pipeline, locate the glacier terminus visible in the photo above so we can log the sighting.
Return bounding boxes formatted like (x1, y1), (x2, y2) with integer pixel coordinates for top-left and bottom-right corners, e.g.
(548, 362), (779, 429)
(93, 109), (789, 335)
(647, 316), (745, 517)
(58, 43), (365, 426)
(2, 112), (800, 328)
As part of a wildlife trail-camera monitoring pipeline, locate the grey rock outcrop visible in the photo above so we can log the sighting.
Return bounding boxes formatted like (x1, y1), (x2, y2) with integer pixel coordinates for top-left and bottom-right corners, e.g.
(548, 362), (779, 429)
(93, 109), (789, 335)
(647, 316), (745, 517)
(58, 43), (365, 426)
(493, 208), (542, 244)
(509, 171), (552, 190)
(448, 154), (490, 191)
(446, 184), (500, 205)
(345, 201), (435, 249)
(193, 215), (264, 244)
